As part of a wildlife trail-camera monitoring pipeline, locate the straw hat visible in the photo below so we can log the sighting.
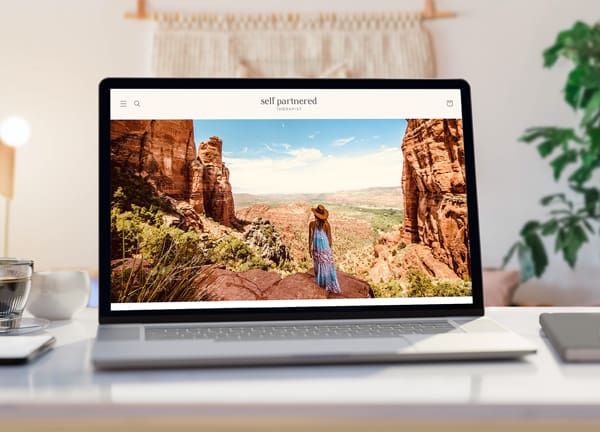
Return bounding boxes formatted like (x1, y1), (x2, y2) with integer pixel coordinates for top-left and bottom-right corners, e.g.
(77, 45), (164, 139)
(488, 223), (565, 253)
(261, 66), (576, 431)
(311, 204), (329, 220)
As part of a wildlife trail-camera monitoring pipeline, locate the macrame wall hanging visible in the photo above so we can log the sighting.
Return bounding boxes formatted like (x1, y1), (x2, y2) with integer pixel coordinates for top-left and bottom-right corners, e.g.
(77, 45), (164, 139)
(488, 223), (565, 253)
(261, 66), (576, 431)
(126, 0), (455, 79)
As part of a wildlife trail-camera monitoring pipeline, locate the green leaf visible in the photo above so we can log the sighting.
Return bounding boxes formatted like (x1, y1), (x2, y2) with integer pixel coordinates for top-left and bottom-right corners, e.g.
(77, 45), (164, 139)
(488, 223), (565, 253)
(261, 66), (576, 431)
(582, 219), (595, 234)
(555, 228), (566, 253)
(520, 220), (541, 236)
(580, 68), (600, 91)
(537, 139), (563, 157)
(541, 220), (559, 235)
(517, 244), (536, 282)
(520, 127), (553, 143)
(579, 88), (599, 109)
(590, 128), (600, 157)
(523, 231), (549, 277)
(561, 224), (588, 268)
(543, 44), (562, 68)
(540, 193), (565, 206)
(565, 65), (585, 109)
(519, 128), (578, 158)
(581, 90), (600, 128)
(502, 242), (520, 268)
(540, 193), (573, 210)
(543, 22), (591, 67)
(568, 153), (600, 185)
(550, 149), (577, 180)
(584, 188), (600, 214)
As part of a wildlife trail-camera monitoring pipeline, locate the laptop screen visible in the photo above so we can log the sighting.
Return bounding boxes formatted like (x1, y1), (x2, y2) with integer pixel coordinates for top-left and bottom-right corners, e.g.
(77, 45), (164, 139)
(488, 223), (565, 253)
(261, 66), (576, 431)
(108, 86), (474, 312)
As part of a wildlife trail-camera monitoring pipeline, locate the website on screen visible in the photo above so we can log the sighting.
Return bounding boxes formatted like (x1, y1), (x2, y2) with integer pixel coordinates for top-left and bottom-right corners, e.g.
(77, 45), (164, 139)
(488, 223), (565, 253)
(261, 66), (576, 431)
(109, 89), (472, 311)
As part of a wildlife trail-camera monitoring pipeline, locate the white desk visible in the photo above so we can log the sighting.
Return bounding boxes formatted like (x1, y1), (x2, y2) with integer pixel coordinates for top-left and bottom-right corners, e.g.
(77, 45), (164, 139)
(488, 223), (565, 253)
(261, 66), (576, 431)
(2, 307), (600, 431)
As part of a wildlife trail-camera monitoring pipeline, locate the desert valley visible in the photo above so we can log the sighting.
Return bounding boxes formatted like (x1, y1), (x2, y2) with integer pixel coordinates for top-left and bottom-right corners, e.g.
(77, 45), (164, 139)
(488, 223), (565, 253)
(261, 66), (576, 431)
(109, 119), (471, 303)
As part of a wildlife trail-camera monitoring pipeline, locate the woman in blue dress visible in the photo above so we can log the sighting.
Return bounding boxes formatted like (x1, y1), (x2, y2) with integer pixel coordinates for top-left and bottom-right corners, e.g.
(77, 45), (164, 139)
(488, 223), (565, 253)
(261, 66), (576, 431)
(308, 204), (341, 294)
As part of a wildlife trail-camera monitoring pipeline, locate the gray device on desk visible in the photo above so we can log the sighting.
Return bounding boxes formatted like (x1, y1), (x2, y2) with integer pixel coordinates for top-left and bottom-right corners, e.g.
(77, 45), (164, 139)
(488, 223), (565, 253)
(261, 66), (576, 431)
(93, 78), (536, 369)
(0, 334), (55, 365)
(540, 313), (600, 362)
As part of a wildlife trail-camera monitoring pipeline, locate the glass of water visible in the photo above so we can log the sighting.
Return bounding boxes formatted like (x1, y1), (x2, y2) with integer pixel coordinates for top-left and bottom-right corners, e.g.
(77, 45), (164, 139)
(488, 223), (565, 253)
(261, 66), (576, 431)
(0, 259), (34, 329)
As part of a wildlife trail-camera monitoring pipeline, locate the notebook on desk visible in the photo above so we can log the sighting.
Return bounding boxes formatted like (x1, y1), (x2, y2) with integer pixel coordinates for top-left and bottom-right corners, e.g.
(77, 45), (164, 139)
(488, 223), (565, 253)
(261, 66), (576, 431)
(540, 313), (600, 362)
(92, 78), (536, 369)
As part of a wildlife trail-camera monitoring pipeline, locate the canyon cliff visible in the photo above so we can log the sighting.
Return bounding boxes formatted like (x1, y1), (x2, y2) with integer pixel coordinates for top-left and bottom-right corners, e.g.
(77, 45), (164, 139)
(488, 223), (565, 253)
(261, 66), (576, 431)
(198, 136), (236, 227)
(400, 119), (470, 279)
(110, 120), (237, 227)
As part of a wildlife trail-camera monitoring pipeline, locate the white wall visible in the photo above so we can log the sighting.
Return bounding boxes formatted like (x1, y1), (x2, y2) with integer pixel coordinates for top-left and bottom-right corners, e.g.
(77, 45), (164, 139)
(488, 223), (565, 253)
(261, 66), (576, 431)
(1, 0), (598, 304)
(0, 197), (7, 255)
(0, 0), (153, 271)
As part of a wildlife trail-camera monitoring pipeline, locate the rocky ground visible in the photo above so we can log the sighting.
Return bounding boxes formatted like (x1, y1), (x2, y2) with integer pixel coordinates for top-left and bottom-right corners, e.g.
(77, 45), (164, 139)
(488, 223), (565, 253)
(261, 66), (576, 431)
(368, 226), (459, 283)
(197, 267), (374, 301)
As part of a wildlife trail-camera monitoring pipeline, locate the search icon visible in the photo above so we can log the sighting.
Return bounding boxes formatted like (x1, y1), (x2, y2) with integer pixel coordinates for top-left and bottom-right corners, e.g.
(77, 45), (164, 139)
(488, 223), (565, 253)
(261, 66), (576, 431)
(134, 100), (141, 107)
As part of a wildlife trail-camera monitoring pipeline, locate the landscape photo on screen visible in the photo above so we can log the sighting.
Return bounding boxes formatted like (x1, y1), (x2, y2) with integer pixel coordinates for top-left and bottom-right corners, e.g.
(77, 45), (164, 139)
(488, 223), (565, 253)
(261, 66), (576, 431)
(110, 118), (471, 303)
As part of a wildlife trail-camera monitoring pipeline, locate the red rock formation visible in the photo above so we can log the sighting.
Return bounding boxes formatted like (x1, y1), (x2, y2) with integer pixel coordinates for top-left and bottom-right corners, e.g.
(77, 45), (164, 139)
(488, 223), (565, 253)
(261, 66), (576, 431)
(263, 273), (331, 300)
(200, 268), (263, 301)
(111, 122), (237, 228)
(110, 120), (197, 198)
(238, 269), (282, 293)
(198, 137), (237, 227)
(197, 268), (372, 301)
(369, 227), (458, 283)
(268, 269), (373, 300)
(400, 119), (470, 278)
(188, 158), (205, 214)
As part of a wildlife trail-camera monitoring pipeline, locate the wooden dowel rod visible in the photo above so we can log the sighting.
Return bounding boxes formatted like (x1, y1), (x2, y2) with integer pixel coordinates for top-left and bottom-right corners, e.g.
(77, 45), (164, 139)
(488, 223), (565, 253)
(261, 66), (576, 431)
(123, 9), (457, 21)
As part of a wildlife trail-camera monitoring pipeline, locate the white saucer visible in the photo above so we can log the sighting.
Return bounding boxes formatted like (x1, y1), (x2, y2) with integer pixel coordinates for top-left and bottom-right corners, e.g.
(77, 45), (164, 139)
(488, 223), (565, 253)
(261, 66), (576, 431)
(0, 317), (50, 335)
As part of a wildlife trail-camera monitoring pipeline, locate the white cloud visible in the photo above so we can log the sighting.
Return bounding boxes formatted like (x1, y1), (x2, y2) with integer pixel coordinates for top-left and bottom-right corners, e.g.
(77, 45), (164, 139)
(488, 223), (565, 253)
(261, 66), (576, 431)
(224, 147), (403, 195)
(332, 136), (355, 147)
(288, 148), (322, 161)
(263, 143), (291, 153)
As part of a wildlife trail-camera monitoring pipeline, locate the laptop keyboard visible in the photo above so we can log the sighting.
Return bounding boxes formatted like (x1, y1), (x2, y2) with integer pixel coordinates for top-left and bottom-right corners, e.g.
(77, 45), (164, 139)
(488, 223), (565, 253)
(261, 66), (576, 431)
(145, 321), (456, 342)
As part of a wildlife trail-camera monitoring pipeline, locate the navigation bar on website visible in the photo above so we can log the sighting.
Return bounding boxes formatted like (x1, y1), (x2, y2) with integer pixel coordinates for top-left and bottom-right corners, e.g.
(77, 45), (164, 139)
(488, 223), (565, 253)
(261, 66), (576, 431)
(110, 88), (463, 120)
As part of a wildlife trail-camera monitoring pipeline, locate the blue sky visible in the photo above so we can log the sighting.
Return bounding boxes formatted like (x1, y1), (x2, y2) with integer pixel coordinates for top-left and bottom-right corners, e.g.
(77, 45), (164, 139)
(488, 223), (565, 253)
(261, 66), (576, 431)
(192, 119), (407, 195)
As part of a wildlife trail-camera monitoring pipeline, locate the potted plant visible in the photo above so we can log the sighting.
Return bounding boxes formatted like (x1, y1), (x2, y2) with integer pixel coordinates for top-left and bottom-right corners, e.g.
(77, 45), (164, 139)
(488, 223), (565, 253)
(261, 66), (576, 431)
(504, 21), (600, 280)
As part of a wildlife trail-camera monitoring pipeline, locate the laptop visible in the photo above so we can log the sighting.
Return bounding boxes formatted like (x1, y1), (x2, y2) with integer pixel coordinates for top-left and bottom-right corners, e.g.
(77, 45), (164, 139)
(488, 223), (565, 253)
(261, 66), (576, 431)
(93, 78), (536, 369)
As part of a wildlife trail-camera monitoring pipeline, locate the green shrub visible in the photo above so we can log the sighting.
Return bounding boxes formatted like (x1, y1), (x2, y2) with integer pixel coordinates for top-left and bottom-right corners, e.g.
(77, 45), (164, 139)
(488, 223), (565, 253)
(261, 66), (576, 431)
(111, 175), (275, 279)
(406, 270), (435, 296)
(369, 279), (405, 298)
(208, 237), (269, 272)
(435, 280), (472, 297)
(112, 253), (216, 303)
(111, 204), (200, 263)
(368, 270), (473, 299)
(407, 270), (472, 297)
(370, 208), (404, 234)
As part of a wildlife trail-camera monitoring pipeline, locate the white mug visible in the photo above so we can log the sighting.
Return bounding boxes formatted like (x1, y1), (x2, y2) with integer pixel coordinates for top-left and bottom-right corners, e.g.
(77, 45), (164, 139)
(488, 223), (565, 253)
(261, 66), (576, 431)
(26, 271), (90, 320)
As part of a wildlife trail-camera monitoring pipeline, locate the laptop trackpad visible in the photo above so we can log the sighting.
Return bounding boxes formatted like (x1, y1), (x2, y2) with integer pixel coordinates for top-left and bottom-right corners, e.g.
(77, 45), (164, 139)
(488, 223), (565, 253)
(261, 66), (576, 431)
(97, 326), (142, 341)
